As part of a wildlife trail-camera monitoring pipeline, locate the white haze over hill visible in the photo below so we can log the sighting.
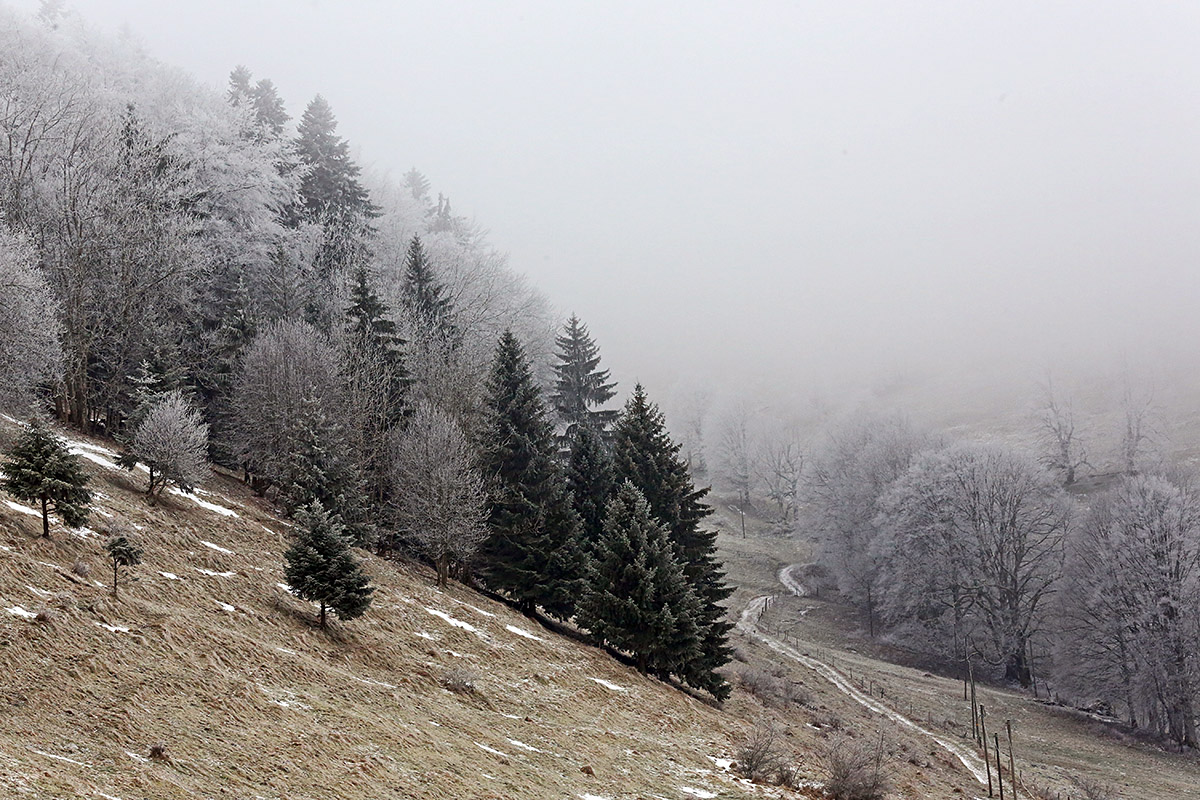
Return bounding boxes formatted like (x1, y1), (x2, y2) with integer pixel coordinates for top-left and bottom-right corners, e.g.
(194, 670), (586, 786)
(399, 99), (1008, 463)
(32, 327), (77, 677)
(14, 0), (1200, 417)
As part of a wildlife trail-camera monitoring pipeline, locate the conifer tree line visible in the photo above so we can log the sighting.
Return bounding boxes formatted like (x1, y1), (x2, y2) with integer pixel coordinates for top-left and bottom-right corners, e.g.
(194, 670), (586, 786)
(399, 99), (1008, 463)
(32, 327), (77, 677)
(0, 10), (731, 696)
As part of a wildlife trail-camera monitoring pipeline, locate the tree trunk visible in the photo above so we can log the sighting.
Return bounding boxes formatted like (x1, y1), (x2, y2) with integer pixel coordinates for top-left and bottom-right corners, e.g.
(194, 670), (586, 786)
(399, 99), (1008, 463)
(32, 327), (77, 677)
(637, 652), (647, 674)
(1004, 646), (1031, 687)
(40, 495), (49, 538)
(436, 555), (449, 588)
(112, 561), (118, 596)
(320, 601), (327, 628)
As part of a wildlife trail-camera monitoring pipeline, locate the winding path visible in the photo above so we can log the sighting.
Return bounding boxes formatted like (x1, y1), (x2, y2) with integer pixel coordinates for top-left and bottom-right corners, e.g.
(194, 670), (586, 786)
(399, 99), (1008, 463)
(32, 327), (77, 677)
(737, 565), (988, 786)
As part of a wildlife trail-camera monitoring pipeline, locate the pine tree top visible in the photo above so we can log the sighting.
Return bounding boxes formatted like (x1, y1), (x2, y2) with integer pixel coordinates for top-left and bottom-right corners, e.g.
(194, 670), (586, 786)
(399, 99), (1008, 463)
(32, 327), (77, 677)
(294, 95), (376, 221)
(401, 235), (456, 342)
(552, 314), (617, 435)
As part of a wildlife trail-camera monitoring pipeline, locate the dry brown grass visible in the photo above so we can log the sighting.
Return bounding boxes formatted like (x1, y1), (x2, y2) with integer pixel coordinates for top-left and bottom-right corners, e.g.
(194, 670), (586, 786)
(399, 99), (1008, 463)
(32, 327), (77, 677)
(0, 424), (757, 799)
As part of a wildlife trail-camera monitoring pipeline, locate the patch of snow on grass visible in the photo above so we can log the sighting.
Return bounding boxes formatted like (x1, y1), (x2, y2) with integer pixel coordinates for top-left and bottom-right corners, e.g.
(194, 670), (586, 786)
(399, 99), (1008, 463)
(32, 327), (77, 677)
(475, 742), (509, 758)
(215, 600), (236, 612)
(30, 748), (89, 767)
(69, 447), (119, 470)
(506, 738), (544, 753)
(579, 795), (612, 800)
(158, 572), (181, 580)
(505, 624), (545, 642)
(589, 677), (627, 692)
(5, 500), (39, 517)
(195, 568), (236, 577)
(6, 606), (36, 619)
(425, 607), (476, 631)
(125, 751), (150, 764)
(414, 630), (436, 641)
(708, 756), (735, 771)
(94, 622), (130, 633)
(25, 586), (51, 598)
(452, 598), (497, 617)
(275, 647), (297, 656)
(355, 677), (397, 689)
(94, 508), (114, 518)
(680, 789), (717, 799)
(170, 488), (238, 517)
(0, 544), (10, 551)
(276, 582), (296, 594)
(200, 540), (235, 554)
(95, 792), (123, 800)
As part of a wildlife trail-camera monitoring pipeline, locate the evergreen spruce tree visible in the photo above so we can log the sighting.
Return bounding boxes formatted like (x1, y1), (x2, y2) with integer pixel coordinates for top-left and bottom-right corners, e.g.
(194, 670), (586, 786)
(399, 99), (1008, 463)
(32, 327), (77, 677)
(293, 95), (376, 222)
(2, 421), (91, 539)
(344, 268), (409, 510)
(284, 502), (374, 627)
(567, 424), (614, 553)
(613, 384), (734, 700)
(552, 314), (618, 438)
(105, 534), (143, 597)
(478, 330), (581, 618)
(401, 235), (457, 344)
(578, 480), (701, 676)
(282, 400), (369, 545)
(250, 78), (290, 139)
(227, 65), (253, 105)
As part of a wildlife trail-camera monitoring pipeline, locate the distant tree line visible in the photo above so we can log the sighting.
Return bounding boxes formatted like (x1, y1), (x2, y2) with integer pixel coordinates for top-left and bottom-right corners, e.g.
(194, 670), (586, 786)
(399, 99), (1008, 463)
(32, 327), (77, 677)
(805, 409), (1200, 748)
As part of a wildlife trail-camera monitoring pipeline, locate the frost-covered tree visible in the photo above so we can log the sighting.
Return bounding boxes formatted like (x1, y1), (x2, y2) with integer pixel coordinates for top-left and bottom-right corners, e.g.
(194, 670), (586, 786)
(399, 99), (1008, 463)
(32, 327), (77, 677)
(284, 502), (374, 628)
(757, 434), (803, 523)
(1, 420), (90, 538)
(118, 390), (208, 499)
(1037, 384), (1088, 487)
(578, 480), (701, 676)
(715, 402), (756, 506)
(805, 414), (926, 637)
(0, 226), (62, 411)
(389, 401), (487, 587)
(1060, 474), (1200, 745)
(401, 235), (457, 344)
(551, 314), (617, 438)
(875, 444), (1067, 685)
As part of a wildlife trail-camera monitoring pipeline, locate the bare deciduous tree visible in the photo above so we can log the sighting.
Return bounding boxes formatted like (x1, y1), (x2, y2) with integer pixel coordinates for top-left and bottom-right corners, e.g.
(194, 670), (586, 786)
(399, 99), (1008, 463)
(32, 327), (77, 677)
(1038, 382), (1088, 486)
(716, 401), (757, 505)
(389, 400), (488, 587)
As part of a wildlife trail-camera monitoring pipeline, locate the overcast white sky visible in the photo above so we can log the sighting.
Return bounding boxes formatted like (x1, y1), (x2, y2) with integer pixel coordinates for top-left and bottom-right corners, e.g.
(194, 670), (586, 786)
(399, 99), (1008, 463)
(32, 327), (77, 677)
(14, 0), (1200, 406)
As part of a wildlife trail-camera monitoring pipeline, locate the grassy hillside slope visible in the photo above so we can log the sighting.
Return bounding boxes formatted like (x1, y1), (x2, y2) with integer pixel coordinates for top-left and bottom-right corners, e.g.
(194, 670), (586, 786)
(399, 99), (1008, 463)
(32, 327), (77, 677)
(0, 421), (757, 800)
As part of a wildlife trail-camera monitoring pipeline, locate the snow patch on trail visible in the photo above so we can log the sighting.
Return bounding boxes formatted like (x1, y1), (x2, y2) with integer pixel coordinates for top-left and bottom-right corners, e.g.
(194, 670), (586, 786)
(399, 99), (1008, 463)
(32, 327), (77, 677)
(506, 624), (545, 642)
(6, 606), (36, 619)
(589, 677), (627, 692)
(739, 587), (988, 785)
(425, 607), (476, 632)
(200, 540), (234, 554)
